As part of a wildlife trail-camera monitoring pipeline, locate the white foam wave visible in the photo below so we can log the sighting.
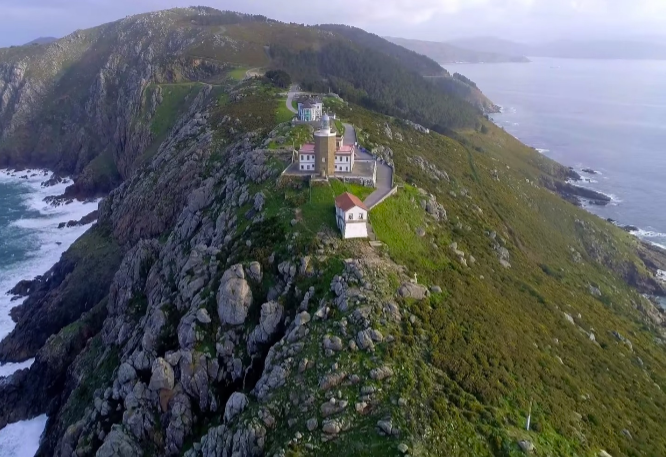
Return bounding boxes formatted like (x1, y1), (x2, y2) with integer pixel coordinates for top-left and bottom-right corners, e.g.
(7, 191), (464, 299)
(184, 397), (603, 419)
(535, 148), (550, 154)
(657, 270), (666, 282)
(630, 228), (666, 239)
(0, 169), (100, 378)
(0, 359), (34, 378)
(0, 414), (47, 457)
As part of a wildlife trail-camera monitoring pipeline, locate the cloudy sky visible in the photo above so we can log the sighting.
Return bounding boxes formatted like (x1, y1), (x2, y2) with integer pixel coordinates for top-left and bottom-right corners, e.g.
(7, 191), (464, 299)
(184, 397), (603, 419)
(1, 0), (666, 47)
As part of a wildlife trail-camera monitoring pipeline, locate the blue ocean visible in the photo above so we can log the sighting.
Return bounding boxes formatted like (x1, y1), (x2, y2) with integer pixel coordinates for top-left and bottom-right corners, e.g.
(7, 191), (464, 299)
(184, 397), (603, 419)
(447, 57), (666, 249)
(0, 170), (99, 456)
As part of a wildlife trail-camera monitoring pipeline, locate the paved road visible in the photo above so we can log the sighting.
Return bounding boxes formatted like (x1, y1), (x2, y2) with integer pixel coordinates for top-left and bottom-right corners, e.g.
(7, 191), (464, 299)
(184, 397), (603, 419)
(286, 85), (299, 114)
(343, 123), (394, 209)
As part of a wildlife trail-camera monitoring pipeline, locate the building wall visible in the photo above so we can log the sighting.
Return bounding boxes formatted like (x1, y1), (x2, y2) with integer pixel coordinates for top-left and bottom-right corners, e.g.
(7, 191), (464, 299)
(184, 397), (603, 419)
(314, 132), (336, 176)
(343, 222), (368, 239)
(334, 154), (352, 173)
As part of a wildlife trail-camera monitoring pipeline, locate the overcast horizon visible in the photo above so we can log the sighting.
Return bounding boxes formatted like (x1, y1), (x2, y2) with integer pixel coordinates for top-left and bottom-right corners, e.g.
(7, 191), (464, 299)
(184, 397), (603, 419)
(1, 0), (666, 48)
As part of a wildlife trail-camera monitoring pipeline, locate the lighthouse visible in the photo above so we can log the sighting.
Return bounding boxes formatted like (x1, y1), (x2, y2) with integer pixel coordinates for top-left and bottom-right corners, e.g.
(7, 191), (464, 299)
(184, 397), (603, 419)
(314, 114), (337, 177)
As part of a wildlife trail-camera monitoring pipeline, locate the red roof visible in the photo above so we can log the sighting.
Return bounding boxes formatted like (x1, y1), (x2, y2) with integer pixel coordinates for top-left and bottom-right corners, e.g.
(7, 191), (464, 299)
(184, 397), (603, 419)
(335, 192), (368, 212)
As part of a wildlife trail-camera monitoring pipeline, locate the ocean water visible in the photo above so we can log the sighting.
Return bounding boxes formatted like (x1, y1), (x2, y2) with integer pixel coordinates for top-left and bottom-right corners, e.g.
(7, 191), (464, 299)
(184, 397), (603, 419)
(0, 169), (100, 455)
(446, 57), (666, 249)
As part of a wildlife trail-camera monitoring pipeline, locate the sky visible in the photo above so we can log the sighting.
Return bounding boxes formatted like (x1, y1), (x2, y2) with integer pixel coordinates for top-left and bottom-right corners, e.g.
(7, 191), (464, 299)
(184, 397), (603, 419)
(1, 0), (666, 47)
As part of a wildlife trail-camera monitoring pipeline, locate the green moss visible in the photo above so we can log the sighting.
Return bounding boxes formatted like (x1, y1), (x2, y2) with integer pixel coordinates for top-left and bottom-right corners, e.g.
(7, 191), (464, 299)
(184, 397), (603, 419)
(329, 178), (374, 201)
(299, 182), (337, 234)
(228, 67), (248, 81)
(275, 97), (295, 124)
(59, 335), (120, 430)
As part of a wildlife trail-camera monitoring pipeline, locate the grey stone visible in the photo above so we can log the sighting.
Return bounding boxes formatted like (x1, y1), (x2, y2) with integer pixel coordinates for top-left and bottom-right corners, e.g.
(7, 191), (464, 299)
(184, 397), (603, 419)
(370, 366), (394, 381)
(398, 283), (428, 300)
(323, 335), (344, 352)
(306, 418), (318, 431)
(149, 358), (174, 391)
(369, 329), (384, 342)
(431, 286), (442, 294)
(217, 264), (253, 325)
(224, 392), (249, 423)
(356, 329), (375, 351)
(319, 372), (347, 391)
(322, 419), (342, 435)
(589, 285), (602, 297)
(377, 419), (399, 436)
(96, 425), (143, 457)
(295, 311), (311, 326)
(118, 363), (137, 385)
(518, 440), (535, 453)
(196, 308), (212, 324)
(248, 261), (262, 281)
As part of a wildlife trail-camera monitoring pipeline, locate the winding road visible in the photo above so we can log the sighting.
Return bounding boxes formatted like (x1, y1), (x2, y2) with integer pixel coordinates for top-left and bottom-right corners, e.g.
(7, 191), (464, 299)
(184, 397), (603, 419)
(343, 123), (394, 209)
(286, 85), (300, 114)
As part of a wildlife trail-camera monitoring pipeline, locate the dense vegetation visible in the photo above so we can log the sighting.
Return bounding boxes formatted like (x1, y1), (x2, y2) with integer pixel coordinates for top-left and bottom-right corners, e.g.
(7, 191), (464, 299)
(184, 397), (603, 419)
(453, 72), (477, 88)
(316, 24), (448, 77)
(270, 42), (481, 131)
(329, 100), (666, 456)
(264, 69), (292, 88)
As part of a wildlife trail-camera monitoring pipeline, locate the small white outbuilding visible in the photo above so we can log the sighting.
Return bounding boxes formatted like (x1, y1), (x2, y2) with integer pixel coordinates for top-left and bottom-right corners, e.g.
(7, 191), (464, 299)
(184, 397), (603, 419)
(335, 192), (368, 239)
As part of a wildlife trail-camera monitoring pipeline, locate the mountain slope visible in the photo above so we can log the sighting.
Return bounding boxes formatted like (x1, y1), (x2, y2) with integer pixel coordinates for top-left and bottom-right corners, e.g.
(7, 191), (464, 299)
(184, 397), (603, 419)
(385, 36), (530, 63)
(0, 10), (484, 198)
(24, 37), (58, 46)
(0, 7), (665, 457)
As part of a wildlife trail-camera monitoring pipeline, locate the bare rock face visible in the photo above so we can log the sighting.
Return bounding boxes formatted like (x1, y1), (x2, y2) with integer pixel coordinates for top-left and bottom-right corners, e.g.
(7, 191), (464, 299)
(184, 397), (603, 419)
(224, 392), (249, 423)
(216, 264), (253, 326)
(149, 358), (175, 391)
(398, 283), (429, 300)
(96, 425), (143, 457)
(247, 301), (284, 354)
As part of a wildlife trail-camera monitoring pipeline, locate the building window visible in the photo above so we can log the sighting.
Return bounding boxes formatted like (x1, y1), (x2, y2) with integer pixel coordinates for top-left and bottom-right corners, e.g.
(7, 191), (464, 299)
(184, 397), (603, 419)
(359, 213), (364, 220)
(348, 214), (353, 221)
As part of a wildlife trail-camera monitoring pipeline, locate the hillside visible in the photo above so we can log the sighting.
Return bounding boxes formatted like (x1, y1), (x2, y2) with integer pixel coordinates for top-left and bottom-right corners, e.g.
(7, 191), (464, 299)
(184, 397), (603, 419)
(24, 37), (58, 46)
(385, 36), (530, 63)
(0, 11), (484, 199)
(0, 6), (665, 457)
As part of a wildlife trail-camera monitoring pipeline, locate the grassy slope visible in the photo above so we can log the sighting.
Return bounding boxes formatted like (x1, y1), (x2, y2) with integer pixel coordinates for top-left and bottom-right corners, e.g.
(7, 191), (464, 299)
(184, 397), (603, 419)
(333, 102), (666, 456)
(205, 83), (666, 456)
(5, 10), (666, 456)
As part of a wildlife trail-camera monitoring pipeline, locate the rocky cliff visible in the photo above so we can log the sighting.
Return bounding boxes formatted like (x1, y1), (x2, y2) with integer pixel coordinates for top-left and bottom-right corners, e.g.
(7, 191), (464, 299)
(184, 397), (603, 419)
(0, 7), (247, 197)
(0, 7), (666, 457)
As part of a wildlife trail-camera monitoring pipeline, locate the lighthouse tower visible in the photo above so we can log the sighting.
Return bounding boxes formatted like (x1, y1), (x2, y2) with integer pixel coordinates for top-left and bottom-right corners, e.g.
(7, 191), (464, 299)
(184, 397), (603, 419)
(314, 114), (337, 177)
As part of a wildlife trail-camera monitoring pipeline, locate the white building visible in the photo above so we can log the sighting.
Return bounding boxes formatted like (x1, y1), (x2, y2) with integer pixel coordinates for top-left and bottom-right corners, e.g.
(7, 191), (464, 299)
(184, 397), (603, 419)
(298, 115), (355, 174)
(298, 144), (316, 171)
(297, 98), (323, 122)
(335, 192), (369, 239)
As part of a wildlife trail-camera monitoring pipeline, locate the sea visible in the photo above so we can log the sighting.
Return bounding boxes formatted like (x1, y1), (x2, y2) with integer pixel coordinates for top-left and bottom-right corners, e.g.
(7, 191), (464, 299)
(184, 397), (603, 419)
(446, 57), (666, 249)
(0, 170), (99, 456)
